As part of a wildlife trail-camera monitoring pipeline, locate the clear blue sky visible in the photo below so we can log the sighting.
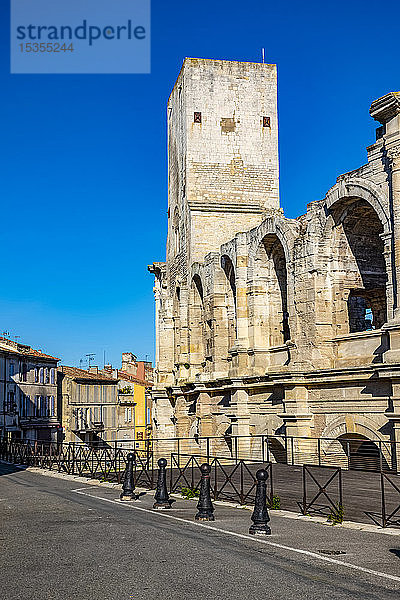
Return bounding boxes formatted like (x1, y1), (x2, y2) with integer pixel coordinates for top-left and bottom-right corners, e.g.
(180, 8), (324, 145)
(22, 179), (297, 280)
(0, 0), (399, 368)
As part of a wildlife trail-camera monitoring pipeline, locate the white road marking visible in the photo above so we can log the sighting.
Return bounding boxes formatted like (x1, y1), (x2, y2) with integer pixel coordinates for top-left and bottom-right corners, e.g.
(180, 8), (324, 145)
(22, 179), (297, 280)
(71, 489), (400, 584)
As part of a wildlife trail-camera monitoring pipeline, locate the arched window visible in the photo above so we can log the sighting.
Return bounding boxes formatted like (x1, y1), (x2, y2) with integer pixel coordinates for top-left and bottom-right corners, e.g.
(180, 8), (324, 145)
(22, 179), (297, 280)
(251, 234), (290, 348)
(221, 256), (237, 348)
(189, 275), (205, 371)
(330, 199), (387, 333)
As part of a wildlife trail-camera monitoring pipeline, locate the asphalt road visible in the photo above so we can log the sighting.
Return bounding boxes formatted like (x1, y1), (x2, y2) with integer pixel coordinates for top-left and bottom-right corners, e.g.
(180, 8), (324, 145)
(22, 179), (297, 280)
(1, 462), (400, 600)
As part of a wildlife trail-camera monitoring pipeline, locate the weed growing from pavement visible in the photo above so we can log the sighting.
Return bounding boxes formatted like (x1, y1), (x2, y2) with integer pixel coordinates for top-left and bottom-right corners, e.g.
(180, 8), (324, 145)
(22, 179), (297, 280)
(327, 503), (344, 525)
(269, 495), (281, 510)
(181, 486), (200, 499)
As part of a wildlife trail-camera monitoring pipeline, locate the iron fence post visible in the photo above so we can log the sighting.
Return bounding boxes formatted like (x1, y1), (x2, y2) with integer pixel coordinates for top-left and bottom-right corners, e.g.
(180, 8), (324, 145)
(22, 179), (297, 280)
(338, 467), (343, 508)
(379, 440), (383, 472)
(169, 453), (173, 493)
(71, 442), (75, 475)
(291, 437), (294, 465)
(262, 435), (265, 463)
(318, 438), (321, 467)
(240, 461), (244, 504)
(206, 437), (210, 464)
(269, 463), (274, 503)
(381, 471), (386, 527)
(177, 438), (180, 468)
(346, 440), (350, 470)
(302, 465), (307, 515)
(214, 458), (218, 500)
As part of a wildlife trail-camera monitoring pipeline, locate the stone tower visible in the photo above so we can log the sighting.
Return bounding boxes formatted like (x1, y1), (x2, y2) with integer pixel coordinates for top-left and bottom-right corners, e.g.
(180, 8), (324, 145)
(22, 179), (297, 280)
(167, 58), (280, 268)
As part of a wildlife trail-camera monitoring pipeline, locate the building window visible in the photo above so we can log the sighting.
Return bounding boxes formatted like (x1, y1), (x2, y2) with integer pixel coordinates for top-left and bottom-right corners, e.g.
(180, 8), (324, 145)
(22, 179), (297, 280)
(21, 363), (28, 382)
(262, 116), (271, 128)
(147, 407), (151, 425)
(50, 368), (55, 384)
(6, 391), (15, 413)
(24, 395), (31, 417)
(45, 367), (50, 384)
(194, 111), (202, 123)
(49, 396), (55, 417)
(39, 368), (44, 384)
(34, 368), (39, 383)
(9, 362), (15, 379)
(35, 395), (41, 417)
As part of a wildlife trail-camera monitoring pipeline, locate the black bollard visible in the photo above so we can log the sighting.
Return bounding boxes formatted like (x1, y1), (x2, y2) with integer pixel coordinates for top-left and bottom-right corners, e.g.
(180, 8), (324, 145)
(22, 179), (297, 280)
(120, 452), (138, 501)
(195, 463), (215, 521)
(249, 468), (271, 535)
(153, 458), (171, 509)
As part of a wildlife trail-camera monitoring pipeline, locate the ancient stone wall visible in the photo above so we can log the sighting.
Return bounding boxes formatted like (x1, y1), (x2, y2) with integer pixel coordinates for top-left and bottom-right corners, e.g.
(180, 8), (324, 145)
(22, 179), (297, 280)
(149, 61), (400, 467)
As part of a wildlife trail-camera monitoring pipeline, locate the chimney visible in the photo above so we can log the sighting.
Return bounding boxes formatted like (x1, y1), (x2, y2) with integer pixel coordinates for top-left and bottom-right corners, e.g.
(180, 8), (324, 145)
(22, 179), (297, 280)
(103, 364), (113, 375)
(88, 366), (98, 374)
(121, 352), (137, 375)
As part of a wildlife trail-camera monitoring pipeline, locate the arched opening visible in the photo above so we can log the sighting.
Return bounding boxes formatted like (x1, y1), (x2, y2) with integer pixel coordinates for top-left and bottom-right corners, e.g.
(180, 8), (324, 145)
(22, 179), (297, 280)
(330, 199), (387, 333)
(252, 234), (290, 348)
(189, 275), (205, 372)
(338, 433), (390, 471)
(221, 256), (237, 348)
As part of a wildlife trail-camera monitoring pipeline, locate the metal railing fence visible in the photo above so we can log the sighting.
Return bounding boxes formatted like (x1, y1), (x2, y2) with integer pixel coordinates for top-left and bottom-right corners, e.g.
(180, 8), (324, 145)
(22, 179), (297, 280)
(1, 436), (400, 528)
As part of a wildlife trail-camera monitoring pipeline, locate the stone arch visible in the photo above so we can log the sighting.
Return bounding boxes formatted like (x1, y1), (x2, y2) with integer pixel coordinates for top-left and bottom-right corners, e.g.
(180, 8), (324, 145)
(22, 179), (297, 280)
(320, 416), (392, 469)
(325, 179), (390, 233)
(248, 215), (297, 268)
(221, 254), (237, 348)
(188, 274), (205, 374)
(248, 233), (291, 348)
(337, 433), (390, 471)
(323, 182), (390, 332)
(247, 216), (297, 350)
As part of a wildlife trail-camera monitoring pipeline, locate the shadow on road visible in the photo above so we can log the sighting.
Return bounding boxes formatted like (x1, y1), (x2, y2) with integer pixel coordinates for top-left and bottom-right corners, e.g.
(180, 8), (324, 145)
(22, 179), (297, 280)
(0, 461), (28, 477)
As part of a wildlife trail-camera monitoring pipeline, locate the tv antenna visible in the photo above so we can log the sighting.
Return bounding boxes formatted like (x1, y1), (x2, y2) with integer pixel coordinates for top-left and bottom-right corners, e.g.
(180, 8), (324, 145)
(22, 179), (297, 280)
(261, 48), (265, 63)
(86, 353), (96, 368)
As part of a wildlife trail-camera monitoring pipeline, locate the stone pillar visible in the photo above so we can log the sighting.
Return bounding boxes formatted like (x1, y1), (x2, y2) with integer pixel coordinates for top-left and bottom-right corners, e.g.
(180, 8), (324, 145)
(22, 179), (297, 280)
(151, 389), (176, 460)
(279, 384), (313, 464)
(382, 149), (400, 363)
(381, 231), (394, 320)
(390, 148), (400, 318)
(229, 235), (250, 377)
(370, 94), (400, 362)
(230, 384), (251, 459)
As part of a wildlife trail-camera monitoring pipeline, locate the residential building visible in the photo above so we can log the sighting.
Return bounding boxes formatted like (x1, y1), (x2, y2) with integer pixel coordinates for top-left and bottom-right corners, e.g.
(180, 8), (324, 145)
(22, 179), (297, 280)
(102, 353), (153, 447)
(0, 337), (59, 441)
(58, 366), (119, 446)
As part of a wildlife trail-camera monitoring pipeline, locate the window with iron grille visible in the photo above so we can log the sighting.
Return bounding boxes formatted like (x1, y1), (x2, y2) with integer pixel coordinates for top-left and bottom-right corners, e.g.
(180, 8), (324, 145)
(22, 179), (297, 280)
(194, 111), (201, 123)
(263, 116), (271, 128)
